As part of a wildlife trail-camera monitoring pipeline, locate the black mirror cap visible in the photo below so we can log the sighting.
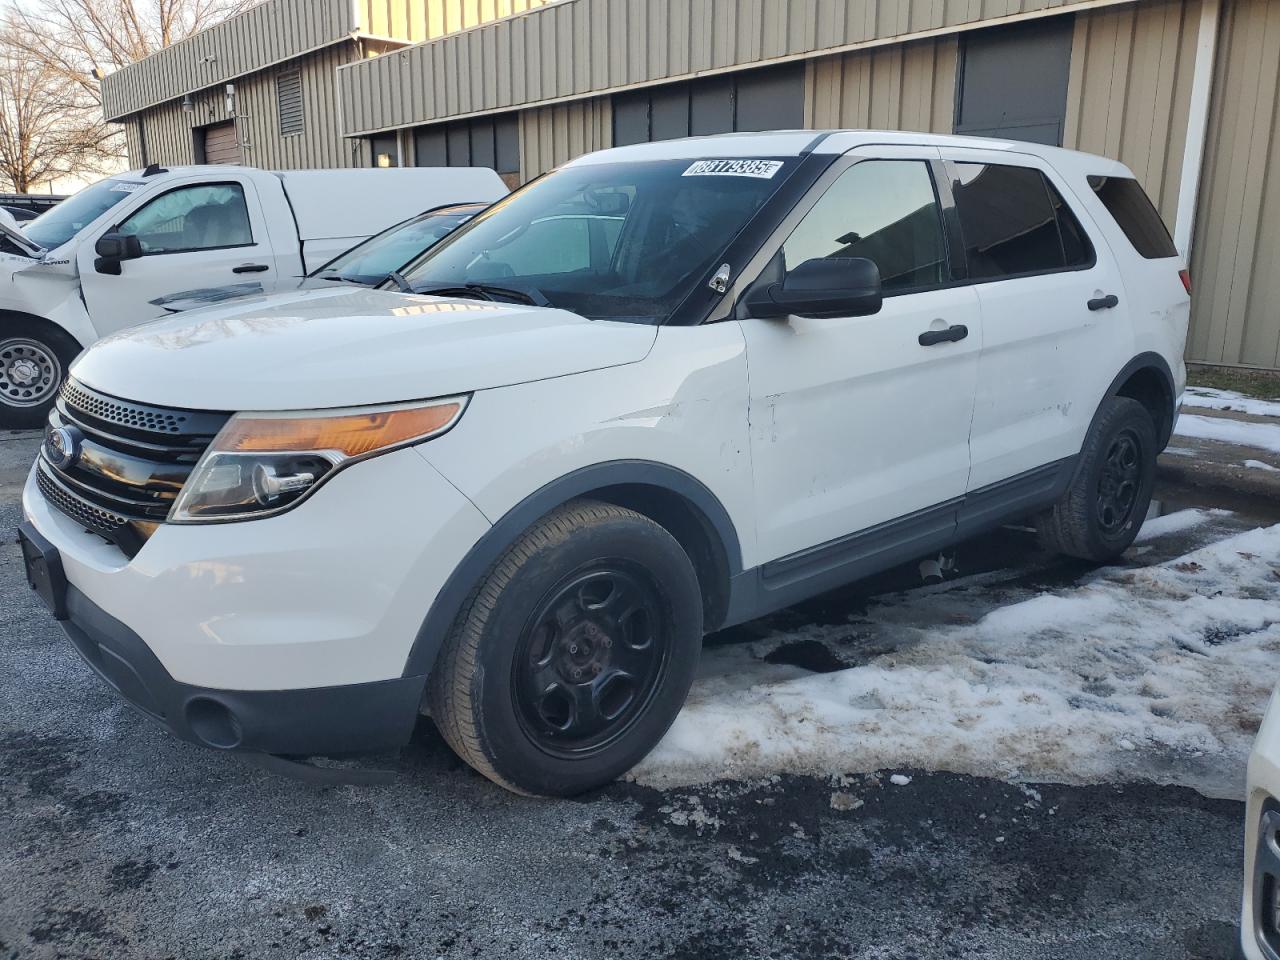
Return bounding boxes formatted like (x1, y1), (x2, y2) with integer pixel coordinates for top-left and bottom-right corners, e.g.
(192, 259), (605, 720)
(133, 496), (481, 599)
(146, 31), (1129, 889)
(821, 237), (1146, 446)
(94, 232), (142, 262)
(746, 256), (883, 319)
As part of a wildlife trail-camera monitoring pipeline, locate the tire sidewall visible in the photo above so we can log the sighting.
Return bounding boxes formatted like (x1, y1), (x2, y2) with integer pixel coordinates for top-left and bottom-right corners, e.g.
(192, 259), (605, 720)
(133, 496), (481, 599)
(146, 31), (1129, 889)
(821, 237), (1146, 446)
(1079, 398), (1158, 557)
(469, 512), (703, 796)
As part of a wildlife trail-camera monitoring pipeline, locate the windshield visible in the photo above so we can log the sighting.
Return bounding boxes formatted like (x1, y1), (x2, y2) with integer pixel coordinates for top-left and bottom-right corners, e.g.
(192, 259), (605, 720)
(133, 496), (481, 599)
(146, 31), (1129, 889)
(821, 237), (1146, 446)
(24, 178), (143, 250)
(400, 158), (794, 323)
(313, 207), (478, 285)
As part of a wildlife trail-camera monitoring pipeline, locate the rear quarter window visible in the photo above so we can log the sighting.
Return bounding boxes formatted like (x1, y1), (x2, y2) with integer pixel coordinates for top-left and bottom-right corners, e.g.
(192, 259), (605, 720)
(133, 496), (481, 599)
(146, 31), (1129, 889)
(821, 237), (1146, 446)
(1087, 175), (1177, 259)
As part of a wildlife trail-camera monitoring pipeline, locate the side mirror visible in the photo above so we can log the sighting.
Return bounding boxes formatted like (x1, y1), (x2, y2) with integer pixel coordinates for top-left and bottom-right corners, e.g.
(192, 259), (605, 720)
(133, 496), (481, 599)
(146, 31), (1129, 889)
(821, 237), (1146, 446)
(94, 232), (143, 275)
(745, 256), (883, 319)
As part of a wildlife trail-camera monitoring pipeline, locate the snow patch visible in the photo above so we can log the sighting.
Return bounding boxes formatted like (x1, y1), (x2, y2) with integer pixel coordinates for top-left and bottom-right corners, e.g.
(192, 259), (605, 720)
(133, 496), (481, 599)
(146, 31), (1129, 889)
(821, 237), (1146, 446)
(636, 524), (1280, 798)
(1246, 459), (1280, 473)
(1175, 413), (1280, 454)
(1183, 387), (1280, 419)
(889, 774), (912, 787)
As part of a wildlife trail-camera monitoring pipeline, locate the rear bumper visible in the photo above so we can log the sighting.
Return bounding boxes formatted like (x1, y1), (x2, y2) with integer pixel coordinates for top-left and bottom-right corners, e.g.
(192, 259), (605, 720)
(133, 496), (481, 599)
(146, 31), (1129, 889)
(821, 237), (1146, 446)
(61, 582), (424, 756)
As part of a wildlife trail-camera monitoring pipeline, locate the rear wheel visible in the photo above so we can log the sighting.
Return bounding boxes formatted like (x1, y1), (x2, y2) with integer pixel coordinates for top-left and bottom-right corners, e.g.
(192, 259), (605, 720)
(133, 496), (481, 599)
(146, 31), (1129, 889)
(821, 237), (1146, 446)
(1036, 396), (1157, 562)
(0, 322), (79, 429)
(427, 499), (703, 796)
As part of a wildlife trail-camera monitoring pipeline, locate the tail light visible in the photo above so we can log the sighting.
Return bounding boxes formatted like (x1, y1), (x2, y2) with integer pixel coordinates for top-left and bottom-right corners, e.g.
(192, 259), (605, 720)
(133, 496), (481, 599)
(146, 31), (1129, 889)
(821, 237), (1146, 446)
(1179, 269), (1192, 294)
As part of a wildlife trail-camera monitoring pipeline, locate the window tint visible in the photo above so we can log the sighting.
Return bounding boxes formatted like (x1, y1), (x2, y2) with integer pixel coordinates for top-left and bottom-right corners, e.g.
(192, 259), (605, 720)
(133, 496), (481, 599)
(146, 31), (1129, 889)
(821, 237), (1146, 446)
(782, 160), (947, 293)
(1088, 175), (1178, 259)
(118, 183), (252, 254)
(953, 163), (1066, 279)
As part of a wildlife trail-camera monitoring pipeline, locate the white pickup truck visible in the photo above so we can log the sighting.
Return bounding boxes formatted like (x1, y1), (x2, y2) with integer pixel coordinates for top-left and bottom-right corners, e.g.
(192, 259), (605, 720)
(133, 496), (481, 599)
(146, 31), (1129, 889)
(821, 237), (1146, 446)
(0, 164), (506, 426)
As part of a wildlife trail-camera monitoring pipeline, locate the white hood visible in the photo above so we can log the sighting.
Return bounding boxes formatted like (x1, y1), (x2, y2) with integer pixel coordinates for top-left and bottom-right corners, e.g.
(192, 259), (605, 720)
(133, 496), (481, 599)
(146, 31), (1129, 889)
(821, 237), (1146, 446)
(71, 287), (658, 411)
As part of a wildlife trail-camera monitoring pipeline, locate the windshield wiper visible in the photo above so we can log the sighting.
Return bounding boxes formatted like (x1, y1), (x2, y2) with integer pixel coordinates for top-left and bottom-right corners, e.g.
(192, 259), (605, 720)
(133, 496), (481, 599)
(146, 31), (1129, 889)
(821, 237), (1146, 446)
(411, 281), (550, 308)
(384, 271), (414, 293)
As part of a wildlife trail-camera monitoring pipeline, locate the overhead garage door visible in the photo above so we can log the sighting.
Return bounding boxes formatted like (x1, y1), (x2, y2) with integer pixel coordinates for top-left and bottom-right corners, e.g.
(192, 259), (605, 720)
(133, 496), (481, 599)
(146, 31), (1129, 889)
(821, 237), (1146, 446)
(201, 122), (241, 164)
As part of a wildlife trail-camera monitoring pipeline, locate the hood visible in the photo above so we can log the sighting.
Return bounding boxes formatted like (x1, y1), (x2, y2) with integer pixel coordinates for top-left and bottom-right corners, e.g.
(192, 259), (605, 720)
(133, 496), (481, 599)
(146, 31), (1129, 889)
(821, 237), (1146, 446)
(153, 276), (337, 313)
(71, 286), (658, 411)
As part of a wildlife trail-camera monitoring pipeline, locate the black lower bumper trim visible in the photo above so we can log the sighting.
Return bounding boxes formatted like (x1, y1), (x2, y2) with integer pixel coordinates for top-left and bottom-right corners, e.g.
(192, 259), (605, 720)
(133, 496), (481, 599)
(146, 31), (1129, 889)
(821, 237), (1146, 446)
(60, 584), (425, 757)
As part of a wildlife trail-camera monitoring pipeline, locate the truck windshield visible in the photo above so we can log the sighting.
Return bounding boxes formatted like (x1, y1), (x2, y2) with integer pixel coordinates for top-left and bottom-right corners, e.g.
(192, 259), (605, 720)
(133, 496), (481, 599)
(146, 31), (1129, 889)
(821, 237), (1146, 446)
(312, 206), (479, 285)
(24, 178), (143, 251)
(399, 158), (794, 323)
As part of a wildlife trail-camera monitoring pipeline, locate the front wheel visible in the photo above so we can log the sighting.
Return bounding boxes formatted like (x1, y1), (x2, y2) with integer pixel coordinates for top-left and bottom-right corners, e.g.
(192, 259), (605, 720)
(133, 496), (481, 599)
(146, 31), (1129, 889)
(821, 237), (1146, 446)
(1035, 396), (1158, 562)
(0, 323), (80, 429)
(427, 499), (703, 796)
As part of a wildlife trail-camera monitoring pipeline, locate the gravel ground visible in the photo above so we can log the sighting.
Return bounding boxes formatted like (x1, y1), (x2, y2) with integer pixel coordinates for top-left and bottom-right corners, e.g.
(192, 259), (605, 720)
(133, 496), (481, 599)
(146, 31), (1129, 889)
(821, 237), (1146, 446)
(0, 431), (1265, 960)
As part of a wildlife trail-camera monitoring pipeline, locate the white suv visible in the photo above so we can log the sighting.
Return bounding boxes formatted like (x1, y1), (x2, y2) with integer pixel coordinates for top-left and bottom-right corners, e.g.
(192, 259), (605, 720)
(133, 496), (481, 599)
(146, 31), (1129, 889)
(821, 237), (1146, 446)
(18, 131), (1190, 796)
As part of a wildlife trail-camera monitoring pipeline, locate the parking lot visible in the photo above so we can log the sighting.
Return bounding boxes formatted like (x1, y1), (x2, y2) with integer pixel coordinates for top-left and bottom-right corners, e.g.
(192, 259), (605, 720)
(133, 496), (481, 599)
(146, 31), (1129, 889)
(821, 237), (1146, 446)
(4, 418), (1278, 960)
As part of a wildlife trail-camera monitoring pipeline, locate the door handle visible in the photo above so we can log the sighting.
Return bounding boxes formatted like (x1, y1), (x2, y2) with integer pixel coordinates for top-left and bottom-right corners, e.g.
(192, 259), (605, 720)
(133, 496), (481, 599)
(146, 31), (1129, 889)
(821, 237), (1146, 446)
(918, 324), (969, 347)
(1088, 294), (1119, 311)
(233, 263), (270, 274)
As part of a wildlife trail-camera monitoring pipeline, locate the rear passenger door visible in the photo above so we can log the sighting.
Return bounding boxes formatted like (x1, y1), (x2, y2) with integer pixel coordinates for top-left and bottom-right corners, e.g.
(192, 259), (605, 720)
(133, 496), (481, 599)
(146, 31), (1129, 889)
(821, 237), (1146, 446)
(941, 148), (1131, 493)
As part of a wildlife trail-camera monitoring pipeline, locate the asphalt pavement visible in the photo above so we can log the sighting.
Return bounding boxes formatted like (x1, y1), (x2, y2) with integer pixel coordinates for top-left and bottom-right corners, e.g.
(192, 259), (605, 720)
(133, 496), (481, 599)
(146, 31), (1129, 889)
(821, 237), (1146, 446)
(0, 428), (1263, 960)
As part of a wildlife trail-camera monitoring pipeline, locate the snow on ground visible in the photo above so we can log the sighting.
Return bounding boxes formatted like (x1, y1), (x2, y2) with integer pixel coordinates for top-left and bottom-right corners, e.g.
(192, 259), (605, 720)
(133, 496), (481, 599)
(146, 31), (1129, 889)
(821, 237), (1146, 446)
(636, 518), (1280, 799)
(1183, 386), (1280, 419)
(1175, 412), (1280, 454)
(1247, 459), (1280, 473)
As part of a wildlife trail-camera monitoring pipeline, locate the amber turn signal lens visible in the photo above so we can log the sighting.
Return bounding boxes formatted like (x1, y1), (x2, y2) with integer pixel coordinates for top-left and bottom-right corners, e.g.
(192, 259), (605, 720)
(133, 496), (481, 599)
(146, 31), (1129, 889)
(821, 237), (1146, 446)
(218, 402), (463, 457)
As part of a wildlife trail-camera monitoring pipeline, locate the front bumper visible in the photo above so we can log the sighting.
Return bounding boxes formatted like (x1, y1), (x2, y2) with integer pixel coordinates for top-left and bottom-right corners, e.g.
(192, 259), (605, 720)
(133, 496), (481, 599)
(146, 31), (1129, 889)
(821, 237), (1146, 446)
(20, 446), (492, 755)
(1244, 692), (1280, 960)
(58, 578), (423, 754)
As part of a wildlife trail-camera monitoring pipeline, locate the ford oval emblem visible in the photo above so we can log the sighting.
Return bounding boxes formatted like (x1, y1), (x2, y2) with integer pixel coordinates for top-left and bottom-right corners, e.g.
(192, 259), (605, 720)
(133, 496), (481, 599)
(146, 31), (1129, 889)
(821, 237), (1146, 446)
(44, 425), (82, 470)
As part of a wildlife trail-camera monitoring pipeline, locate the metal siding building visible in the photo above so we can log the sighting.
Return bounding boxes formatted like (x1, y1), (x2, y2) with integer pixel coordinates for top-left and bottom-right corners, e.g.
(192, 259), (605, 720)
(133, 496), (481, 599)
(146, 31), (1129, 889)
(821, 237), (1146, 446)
(105, 0), (1280, 370)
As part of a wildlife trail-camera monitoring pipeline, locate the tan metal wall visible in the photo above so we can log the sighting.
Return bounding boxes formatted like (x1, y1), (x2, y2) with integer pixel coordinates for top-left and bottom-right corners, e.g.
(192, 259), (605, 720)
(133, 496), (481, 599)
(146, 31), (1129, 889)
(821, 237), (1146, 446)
(807, 36), (958, 133)
(102, 0), (355, 121)
(1062, 0), (1202, 225)
(128, 44), (369, 170)
(519, 97), (612, 180)
(338, 0), (1140, 136)
(357, 0), (558, 42)
(1188, 0), (1280, 369)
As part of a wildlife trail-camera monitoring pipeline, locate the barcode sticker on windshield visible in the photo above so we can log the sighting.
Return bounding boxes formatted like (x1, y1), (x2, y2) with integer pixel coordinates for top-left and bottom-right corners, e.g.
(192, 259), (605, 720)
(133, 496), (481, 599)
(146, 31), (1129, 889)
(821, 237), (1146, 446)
(683, 160), (784, 179)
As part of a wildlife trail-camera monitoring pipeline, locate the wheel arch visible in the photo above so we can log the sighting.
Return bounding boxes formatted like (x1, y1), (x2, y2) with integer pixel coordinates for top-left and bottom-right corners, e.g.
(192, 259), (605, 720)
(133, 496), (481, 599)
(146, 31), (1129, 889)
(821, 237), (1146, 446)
(0, 309), (85, 351)
(403, 460), (744, 680)
(1097, 352), (1177, 450)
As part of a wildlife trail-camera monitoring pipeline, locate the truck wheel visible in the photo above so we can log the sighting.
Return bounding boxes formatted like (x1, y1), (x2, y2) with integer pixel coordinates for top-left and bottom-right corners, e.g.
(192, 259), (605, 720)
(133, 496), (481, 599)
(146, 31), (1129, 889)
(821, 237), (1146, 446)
(0, 323), (79, 429)
(428, 499), (703, 796)
(1035, 396), (1158, 563)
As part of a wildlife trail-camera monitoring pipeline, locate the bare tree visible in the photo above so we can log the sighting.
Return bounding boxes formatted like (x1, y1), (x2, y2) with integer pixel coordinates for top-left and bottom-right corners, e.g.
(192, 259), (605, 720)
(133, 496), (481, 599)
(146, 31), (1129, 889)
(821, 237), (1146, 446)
(4, 0), (260, 105)
(0, 0), (257, 191)
(0, 34), (118, 192)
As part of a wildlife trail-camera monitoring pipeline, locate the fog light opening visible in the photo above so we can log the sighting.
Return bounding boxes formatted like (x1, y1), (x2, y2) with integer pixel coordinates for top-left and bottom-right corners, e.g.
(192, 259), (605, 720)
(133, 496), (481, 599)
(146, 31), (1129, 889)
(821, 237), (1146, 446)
(185, 697), (243, 749)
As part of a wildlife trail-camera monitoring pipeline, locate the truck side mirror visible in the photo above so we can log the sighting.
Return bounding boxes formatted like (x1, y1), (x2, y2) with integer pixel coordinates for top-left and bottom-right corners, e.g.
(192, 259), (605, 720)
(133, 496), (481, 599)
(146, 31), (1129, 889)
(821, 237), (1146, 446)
(94, 232), (143, 275)
(744, 256), (883, 320)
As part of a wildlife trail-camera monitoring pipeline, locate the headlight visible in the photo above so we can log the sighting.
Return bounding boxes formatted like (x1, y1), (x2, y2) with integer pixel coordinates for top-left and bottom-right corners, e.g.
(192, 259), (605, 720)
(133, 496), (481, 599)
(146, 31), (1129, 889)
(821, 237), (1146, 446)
(169, 397), (467, 523)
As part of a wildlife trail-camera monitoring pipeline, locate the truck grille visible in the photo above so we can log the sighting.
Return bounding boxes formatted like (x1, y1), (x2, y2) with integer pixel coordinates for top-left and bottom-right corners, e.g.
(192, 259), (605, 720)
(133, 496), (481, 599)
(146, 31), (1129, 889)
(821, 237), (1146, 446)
(37, 378), (230, 557)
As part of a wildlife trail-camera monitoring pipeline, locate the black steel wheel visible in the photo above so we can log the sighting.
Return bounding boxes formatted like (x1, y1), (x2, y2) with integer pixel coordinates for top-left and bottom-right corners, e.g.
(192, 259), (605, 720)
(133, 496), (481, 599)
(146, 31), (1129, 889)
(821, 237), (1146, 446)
(428, 499), (703, 797)
(1096, 428), (1143, 534)
(514, 563), (672, 757)
(1036, 396), (1158, 562)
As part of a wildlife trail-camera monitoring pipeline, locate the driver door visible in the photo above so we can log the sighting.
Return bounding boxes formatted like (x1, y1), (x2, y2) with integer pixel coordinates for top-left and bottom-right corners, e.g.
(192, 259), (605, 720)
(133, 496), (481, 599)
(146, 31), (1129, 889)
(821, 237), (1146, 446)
(76, 178), (278, 336)
(738, 146), (983, 571)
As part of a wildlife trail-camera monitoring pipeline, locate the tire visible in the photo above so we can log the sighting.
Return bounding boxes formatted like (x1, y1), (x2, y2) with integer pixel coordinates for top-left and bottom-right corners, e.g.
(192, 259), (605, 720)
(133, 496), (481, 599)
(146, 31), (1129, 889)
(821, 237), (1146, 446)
(427, 499), (703, 797)
(1035, 396), (1158, 562)
(0, 321), (80, 429)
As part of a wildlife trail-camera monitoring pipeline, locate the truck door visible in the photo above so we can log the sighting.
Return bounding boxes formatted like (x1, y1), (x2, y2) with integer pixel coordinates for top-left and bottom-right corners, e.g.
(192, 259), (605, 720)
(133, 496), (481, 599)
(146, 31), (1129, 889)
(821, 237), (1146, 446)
(76, 177), (281, 336)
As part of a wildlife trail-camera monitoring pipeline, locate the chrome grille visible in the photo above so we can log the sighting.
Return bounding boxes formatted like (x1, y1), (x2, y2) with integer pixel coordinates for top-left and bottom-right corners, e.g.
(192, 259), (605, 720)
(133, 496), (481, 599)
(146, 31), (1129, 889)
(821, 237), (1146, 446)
(37, 378), (230, 557)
